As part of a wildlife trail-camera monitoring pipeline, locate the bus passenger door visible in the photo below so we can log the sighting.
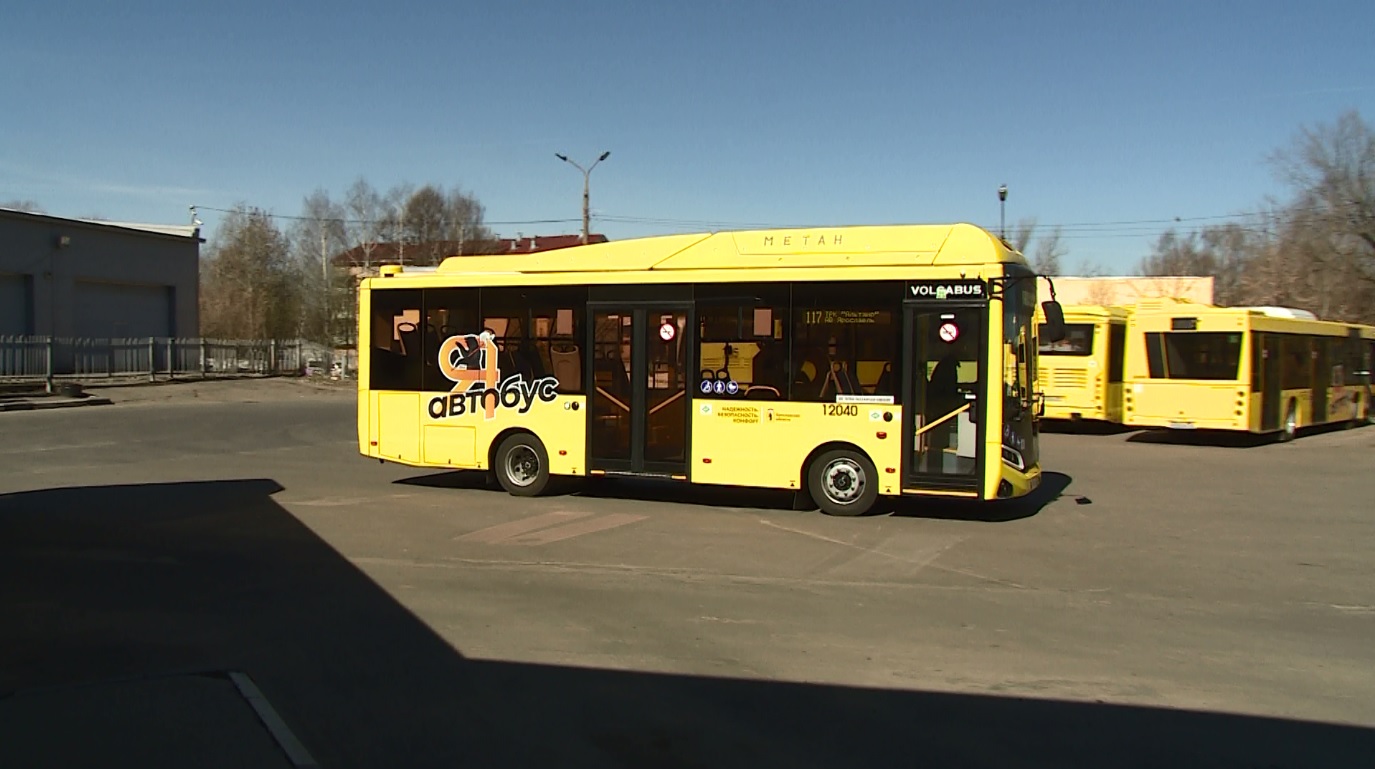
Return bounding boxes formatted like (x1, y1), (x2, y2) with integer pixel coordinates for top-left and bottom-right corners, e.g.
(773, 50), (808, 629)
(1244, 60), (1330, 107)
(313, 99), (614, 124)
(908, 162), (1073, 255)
(1258, 333), (1281, 432)
(1313, 339), (1330, 423)
(903, 306), (984, 490)
(588, 305), (691, 476)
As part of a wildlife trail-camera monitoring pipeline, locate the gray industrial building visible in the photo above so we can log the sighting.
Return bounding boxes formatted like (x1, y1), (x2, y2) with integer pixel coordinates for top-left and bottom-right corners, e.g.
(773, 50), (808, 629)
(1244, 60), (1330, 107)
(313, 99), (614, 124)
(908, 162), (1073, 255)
(0, 208), (201, 338)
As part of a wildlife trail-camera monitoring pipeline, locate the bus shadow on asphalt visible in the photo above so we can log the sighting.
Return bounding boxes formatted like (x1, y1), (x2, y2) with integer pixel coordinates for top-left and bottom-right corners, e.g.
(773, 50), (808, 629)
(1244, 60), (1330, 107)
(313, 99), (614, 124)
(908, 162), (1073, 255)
(890, 471), (1072, 522)
(1038, 421), (1140, 436)
(2, 478), (1372, 768)
(1126, 420), (1370, 448)
(395, 470), (1070, 522)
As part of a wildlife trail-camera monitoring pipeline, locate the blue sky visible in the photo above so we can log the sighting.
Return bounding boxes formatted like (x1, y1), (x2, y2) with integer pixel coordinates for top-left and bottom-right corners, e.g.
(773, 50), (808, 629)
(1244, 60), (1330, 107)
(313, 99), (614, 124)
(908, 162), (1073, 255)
(2, 1), (1371, 271)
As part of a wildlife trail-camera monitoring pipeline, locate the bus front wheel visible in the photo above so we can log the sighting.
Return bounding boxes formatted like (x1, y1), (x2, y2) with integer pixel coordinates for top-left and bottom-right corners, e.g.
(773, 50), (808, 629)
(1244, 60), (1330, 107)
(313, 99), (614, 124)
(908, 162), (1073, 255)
(494, 433), (551, 497)
(808, 449), (878, 516)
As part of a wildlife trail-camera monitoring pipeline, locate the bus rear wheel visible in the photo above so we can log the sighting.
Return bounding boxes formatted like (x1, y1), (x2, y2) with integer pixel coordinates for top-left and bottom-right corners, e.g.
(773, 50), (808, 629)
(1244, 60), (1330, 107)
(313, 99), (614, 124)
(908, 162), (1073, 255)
(494, 433), (551, 497)
(808, 449), (878, 516)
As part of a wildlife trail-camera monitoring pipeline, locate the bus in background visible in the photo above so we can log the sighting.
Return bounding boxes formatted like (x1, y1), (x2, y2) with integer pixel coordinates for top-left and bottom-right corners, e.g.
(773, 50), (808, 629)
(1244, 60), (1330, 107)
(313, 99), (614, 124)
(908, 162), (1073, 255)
(358, 223), (1065, 516)
(1035, 304), (1130, 424)
(1123, 298), (1374, 440)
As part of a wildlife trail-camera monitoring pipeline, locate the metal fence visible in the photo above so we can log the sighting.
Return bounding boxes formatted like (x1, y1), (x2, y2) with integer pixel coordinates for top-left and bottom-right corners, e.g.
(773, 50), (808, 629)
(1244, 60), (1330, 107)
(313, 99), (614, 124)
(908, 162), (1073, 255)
(0, 336), (348, 388)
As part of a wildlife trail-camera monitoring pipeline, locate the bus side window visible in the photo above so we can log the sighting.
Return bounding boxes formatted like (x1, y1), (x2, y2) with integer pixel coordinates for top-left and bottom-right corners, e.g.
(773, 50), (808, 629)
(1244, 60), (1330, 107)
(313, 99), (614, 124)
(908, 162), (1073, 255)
(370, 288), (423, 392)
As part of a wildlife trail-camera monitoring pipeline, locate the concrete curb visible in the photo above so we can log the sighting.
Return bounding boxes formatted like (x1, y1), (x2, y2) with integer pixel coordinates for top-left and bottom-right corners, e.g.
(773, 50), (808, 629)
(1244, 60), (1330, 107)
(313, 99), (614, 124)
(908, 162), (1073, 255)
(0, 396), (114, 412)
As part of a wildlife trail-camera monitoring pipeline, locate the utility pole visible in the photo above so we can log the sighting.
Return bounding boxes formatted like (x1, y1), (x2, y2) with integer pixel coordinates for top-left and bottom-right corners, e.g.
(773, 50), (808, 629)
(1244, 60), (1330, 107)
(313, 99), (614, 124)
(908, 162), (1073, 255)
(321, 224), (331, 345)
(556, 151), (611, 244)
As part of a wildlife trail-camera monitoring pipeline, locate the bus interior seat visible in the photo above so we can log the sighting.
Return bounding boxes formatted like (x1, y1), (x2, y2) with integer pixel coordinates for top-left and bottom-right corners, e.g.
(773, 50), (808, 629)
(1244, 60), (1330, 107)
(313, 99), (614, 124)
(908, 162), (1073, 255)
(752, 340), (786, 390)
(874, 362), (894, 395)
(603, 348), (631, 394)
(551, 344), (580, 389)
(819, 360), (860, 399)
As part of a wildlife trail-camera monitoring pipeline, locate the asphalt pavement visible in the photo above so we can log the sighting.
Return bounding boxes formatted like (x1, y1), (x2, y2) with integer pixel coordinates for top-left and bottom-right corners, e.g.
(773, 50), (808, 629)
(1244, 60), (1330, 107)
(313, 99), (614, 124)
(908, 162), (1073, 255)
(2, 379), (1373, 768)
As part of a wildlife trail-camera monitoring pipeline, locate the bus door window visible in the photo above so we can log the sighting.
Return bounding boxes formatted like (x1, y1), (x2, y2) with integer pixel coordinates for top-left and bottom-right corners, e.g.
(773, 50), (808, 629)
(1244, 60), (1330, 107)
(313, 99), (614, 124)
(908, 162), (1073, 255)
(646, 311), (688, 463)
(591, 311), (632, 461)
(1108, 323), (1126, 383)
(911, 308), (980, 477)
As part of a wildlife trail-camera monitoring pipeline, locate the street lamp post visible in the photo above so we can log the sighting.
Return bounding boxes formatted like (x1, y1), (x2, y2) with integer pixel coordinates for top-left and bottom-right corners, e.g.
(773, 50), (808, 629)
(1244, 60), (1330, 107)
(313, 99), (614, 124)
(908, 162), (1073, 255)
(998, 184), (1008, 241)
(556, 151), (611, 244)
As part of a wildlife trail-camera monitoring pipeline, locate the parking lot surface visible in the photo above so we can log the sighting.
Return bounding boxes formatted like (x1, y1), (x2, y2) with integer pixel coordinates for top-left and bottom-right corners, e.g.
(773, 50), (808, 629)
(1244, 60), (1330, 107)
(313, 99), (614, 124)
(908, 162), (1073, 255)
(2, 379), (1373, 768)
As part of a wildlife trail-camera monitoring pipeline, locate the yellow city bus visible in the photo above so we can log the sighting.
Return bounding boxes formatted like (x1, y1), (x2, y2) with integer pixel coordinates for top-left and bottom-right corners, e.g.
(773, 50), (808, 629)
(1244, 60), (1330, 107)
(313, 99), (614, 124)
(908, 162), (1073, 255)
(357, 224), (1064, 516)
(1123, 298), (1374, 440)
(1035, 304), (1130, 423)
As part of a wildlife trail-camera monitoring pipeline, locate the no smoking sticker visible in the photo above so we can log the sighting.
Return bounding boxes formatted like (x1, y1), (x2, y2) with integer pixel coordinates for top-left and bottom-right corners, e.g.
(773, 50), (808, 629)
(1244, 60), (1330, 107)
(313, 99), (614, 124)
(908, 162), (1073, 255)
(939, 322), (959, 343)
(659, 322), (676, 342)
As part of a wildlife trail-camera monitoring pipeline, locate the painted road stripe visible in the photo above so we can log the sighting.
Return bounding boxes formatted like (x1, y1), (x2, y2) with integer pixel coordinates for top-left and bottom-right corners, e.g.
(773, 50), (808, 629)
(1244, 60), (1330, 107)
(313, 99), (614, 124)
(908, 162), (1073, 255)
(229, 671), (318, 768)
(455, 511), (591, 543)
(503, 513), (647, 545)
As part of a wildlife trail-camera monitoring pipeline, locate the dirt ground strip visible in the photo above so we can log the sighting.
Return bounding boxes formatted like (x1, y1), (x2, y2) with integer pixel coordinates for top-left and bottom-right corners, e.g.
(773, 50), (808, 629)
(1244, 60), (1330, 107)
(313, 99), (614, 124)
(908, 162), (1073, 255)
(83, 376), (356, 405)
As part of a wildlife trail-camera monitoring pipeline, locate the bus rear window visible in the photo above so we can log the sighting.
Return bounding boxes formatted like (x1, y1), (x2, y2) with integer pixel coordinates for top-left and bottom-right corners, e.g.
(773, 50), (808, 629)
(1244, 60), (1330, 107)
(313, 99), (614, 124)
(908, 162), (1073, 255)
(1145, 331), (1242, 380)
(1038, 323), (1094, 356)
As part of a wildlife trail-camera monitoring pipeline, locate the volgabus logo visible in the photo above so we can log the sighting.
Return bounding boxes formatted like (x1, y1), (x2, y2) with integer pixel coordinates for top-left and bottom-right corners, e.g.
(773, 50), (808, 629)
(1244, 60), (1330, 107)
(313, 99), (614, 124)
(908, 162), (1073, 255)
(427, 332), (560, 420)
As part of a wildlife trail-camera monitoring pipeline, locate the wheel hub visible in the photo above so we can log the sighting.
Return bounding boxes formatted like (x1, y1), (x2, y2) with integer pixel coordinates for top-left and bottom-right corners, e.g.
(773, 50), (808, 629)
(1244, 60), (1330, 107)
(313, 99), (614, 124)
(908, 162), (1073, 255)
(823, 460), (864, 503)
(507, 446), (539, 486)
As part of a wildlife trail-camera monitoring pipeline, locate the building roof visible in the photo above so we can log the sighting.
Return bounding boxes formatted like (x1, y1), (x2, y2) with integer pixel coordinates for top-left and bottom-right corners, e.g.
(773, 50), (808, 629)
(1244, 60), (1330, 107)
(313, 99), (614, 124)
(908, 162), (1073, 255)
(0, 207), (202, 241)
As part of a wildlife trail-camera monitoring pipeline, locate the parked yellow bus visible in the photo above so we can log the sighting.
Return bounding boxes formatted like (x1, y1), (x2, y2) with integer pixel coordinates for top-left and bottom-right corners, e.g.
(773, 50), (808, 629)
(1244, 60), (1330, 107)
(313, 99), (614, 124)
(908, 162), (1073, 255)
(1036, 304), (1130, 423)
(1123, 298), (1374, 440)
(357, 224), (1064, 515)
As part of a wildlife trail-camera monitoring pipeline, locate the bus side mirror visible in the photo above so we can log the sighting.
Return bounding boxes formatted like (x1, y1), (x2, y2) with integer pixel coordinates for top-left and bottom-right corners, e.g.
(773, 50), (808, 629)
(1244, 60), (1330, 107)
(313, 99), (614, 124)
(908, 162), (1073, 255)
(1041, 301), (1067, 343)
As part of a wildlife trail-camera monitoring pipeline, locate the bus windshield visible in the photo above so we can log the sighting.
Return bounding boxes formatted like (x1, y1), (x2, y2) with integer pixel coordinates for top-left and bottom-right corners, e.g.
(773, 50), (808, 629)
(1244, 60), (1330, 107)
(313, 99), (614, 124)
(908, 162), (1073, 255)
(1001, 274), (1038, 472)
(1004, 278), (1036, 406)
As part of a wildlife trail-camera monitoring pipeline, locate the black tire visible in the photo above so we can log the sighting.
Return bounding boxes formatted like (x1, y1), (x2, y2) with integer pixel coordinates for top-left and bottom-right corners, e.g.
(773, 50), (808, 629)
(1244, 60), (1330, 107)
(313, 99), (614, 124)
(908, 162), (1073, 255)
(1278, 401), (1297, 443)
(494, 433), (551, 496)
(807, 448), (879, 516)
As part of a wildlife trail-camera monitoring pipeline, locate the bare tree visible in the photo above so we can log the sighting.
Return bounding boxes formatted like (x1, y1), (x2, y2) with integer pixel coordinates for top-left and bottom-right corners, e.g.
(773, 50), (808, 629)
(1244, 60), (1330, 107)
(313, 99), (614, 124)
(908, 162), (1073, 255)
(0, 199), (43, 213)
(443, 186), (497, 255)
(343, 178), (387, 273)
(1268, 110), (1375, 321)
(403, 185), (449, 265)
(291, 189), (347, 344)
(1031, 226), (1066, 276)
(1010, 217), (1037, 254)
(1007, 217), (1067, 275)
(201, 206), (300, 339)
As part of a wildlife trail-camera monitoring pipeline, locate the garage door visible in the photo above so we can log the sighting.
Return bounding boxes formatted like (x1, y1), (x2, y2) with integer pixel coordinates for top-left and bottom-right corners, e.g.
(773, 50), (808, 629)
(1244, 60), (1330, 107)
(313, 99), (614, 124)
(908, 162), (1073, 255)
(0, 273), (30, 335)
(74, 280), (173, 338)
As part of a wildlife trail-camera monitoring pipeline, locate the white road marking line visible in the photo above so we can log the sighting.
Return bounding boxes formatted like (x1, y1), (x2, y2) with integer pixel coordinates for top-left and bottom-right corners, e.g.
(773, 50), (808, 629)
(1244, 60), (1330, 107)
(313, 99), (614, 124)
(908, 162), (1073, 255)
(757, 519), (1022, 588)
(0, 440), (119, 455)
(229, 671), (318, 767)
(455, 511), (591, 543)
(501, 513), (647, 545)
